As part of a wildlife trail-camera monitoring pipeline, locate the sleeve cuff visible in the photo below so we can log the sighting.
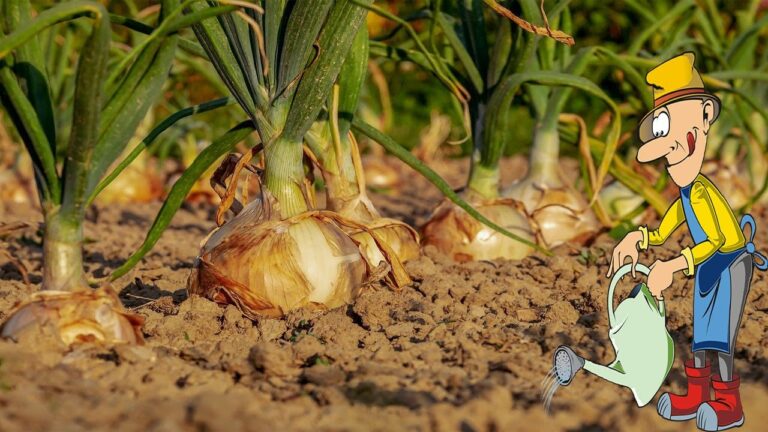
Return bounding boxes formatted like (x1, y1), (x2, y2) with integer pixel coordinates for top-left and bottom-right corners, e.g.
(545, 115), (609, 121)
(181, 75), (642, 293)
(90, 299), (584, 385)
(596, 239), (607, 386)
(638, 226), (649, 250)
(681, 247), (695, 276)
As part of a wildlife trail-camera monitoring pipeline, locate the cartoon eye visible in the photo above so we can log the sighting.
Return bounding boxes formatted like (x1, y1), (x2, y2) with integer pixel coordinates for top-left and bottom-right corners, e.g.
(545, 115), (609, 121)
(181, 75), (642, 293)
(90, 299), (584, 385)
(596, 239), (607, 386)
(652, 112), (670, 138)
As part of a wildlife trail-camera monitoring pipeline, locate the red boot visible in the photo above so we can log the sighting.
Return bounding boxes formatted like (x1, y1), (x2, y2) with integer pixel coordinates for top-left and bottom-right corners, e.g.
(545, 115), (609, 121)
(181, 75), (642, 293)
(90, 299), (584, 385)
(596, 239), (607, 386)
(657, 360), (711, 421)
(696, 375), (744, 431)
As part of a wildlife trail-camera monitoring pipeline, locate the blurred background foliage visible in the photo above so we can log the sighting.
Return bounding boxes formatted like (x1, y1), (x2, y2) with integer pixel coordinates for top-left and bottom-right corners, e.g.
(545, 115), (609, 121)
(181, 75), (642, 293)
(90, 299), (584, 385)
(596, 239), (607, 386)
(4, 0), (768, 212)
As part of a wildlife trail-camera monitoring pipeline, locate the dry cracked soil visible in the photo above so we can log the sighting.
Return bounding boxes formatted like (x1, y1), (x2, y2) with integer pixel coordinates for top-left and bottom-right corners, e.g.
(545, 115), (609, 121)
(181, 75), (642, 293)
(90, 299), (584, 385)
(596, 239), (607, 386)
(0, 157), (767, 432)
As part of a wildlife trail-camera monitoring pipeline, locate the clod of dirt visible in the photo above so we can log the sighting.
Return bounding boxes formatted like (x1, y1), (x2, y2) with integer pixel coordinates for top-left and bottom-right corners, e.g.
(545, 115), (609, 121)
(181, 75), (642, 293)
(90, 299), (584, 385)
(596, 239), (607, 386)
(147, 295), (178, 315)
(113, 344), (157, 364)
(547, 300), (579, 324)
(754, 294), (768, 311)
(249, 342), (301, 378)
(516, 308), (539, 322)
(303, 364), (346, 386)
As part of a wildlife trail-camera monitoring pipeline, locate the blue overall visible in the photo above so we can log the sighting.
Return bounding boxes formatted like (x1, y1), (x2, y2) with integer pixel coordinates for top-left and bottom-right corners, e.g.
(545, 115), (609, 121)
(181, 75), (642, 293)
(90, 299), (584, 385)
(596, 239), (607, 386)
(680, 185), (768, 353)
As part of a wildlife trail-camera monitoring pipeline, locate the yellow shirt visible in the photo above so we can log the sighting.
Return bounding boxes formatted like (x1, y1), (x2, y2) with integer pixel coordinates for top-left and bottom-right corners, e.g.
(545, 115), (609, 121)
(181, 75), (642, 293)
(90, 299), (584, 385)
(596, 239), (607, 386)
(638, 174), (745, 276)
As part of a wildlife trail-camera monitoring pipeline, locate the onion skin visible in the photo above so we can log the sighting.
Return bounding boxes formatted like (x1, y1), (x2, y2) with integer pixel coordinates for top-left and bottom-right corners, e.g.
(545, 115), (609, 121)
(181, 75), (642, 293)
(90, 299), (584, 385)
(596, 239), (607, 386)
(362, 156), (400, 191)
(350, 218), (420, 268)
(421, 198), (534, 262)
(506, 179), (599, 248)
(188, 199), (368, 319)
(330, 195), (420, 267)
(0, 287), (144, 346)
(599, 181), (645, 224)
(96, 163), (163, 204)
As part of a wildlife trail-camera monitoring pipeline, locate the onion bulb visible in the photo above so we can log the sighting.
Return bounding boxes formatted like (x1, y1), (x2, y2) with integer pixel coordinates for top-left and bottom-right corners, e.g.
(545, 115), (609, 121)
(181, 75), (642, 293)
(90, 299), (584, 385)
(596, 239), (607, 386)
(702, 160), (751, 209)
(0, 150), (36, 205)
(96, 156), (163, 204)
(1, 287), (144, 345)
(97, 112), (163, 204)
(505, 178), (599, 248)
(326, 179), (419, 268)
(0, 169), (35, 205)
(362, 155), (400, 191)
(349, 217), (420, 269)
(598, 181), (645, 224)
(421, 195), (534, 262)
(319, 131), (419, 268)
(188, 196), (406, 318)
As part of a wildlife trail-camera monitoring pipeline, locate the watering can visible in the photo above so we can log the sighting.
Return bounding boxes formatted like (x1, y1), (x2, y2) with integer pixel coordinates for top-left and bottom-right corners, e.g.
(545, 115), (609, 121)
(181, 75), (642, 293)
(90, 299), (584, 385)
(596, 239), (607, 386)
(553, 263), (674, 407)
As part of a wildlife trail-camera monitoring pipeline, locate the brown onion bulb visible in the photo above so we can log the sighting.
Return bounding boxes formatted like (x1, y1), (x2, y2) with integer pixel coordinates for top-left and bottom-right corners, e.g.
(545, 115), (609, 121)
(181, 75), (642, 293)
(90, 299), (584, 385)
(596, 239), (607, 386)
(351, 217), (420, 267)
(1, 287), (144, 346)
(96, 159), (162, 204)
(506, 179), (599, 248)
(188, 199), (369, 318)
(421, 198), (534, 262)
(362, 156), (400, 191)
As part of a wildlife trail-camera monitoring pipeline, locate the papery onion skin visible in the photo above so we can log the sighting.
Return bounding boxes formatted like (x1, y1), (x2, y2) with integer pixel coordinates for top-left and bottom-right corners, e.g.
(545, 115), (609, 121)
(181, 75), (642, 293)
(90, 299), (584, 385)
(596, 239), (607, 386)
(507, 179), (599, 248)
(0, 287), (144, 346)
(529, 188), (600, 248)
(421, 199), (534, 262)
(96, 164), (163, 204)
(351, 218), (420, 267)
(189, 199), (368, 318)
(599, 181), (645, 224)
(362, 156), (400, 191)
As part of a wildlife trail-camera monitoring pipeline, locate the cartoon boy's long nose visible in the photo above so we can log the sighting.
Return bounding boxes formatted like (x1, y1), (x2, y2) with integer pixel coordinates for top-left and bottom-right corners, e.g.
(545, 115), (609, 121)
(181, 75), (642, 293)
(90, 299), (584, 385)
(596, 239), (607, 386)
(637, 138), (674, 163)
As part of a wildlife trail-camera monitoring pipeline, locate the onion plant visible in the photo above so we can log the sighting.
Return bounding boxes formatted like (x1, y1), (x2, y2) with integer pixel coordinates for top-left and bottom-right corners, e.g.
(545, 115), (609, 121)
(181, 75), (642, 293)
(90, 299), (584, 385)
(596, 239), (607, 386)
(499, 3), (623, 248)
(176, 0), (414, 318)
(102, 0), (541, 318)
(304, 26), (421, 267)
(364, 0), (623, 259)
(0, 0), (231, 344)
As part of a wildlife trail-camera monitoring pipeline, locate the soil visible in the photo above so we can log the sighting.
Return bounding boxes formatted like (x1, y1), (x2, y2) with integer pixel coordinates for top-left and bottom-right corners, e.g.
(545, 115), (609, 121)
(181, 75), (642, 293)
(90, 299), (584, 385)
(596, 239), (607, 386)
(0, 156), (767, 432)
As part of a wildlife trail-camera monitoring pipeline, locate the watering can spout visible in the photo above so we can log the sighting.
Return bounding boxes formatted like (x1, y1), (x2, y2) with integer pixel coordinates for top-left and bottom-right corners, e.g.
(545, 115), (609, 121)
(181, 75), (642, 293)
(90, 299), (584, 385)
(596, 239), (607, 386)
(555, 346), (634, 391)
(553, 346), (585, 386)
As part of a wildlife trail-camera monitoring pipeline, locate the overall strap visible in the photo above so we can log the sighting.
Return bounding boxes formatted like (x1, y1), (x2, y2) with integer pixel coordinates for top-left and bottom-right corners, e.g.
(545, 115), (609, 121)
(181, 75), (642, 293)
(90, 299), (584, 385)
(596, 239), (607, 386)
(740, 214), (768, 270)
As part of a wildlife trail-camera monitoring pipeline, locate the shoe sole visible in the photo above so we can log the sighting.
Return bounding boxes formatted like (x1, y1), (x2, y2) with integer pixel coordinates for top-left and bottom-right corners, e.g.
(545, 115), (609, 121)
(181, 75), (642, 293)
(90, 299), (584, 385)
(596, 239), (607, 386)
(670, 413), (697, 421)
(715, 416), (744, 431)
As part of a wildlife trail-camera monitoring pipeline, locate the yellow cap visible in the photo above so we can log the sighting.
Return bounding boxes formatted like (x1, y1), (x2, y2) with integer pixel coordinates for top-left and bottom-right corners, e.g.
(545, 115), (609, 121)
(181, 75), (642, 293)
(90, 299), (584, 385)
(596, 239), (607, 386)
(637, 52), (720, 143)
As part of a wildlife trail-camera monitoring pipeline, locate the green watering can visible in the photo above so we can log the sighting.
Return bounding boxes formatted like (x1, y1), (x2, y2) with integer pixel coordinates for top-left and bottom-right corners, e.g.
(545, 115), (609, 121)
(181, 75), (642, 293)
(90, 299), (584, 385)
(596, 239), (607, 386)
(551, 263), (674, 407)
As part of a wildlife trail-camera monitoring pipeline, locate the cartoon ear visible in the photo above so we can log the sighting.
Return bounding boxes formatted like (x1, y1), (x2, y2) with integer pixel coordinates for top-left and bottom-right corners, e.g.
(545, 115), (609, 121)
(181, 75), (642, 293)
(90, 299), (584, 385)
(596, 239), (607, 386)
(702, 99), (715, 132)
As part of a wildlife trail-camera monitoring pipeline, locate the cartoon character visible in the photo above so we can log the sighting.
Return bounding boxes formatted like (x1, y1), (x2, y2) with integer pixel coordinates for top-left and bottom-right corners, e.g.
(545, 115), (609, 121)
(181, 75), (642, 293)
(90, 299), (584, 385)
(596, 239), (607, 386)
(607, 52), (767, 431)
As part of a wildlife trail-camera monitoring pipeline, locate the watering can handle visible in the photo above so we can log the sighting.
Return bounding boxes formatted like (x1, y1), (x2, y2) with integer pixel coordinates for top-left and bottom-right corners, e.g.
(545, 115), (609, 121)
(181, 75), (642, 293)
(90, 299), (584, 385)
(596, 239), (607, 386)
(607, 263), (652, 327)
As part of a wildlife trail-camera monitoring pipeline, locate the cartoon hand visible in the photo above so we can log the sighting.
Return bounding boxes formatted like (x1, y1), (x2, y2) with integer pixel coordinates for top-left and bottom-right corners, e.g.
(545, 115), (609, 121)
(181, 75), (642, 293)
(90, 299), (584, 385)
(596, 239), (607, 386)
(606, 230), (643, 278)
(647, 260), (674, 300)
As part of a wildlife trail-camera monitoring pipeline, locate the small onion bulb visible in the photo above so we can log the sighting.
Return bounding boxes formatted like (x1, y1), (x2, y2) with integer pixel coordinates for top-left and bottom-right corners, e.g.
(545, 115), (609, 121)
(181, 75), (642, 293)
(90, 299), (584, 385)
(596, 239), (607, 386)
(506, 179), (599, 248)
(1, 287), (144, 346)
(421, 198), (535, 262)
